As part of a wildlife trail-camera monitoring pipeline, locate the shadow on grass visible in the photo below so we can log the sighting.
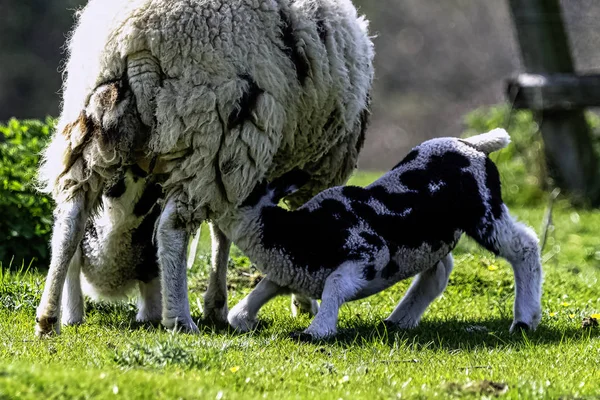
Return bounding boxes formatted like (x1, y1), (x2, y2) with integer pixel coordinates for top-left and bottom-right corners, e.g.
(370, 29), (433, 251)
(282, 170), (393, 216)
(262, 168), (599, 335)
(319, 317), (598, 350)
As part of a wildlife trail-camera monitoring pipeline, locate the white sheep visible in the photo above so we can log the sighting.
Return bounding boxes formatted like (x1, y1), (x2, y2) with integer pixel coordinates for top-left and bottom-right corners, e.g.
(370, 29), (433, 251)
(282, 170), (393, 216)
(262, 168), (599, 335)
(35, 0), (374, 336)
(219, 129), (543, 340)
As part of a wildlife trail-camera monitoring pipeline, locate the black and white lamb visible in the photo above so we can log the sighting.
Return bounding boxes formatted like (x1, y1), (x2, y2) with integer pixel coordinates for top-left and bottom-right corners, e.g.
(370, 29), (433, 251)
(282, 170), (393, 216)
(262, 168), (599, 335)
(35, 0), (374, 336)
(218, 129), (543, 340)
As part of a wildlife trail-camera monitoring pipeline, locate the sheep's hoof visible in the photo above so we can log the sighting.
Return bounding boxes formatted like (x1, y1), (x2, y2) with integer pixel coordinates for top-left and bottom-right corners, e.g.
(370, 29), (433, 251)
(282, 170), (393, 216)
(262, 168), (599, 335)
(35, 315), (60, 337)
(203, 298), (229, 326)
(162, 317), (200, 334)
(509, 321), (531, 333)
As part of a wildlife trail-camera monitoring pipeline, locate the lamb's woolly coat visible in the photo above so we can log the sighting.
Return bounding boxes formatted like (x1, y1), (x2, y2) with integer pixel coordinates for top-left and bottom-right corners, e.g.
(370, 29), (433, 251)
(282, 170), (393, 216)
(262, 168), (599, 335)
(41, 0), (374, 224)
(220, 130), (543, 339)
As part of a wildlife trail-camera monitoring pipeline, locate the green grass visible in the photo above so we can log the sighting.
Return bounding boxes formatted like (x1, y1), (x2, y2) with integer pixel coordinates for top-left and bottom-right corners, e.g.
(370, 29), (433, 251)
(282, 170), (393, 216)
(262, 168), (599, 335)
(1, 171), (600, 399)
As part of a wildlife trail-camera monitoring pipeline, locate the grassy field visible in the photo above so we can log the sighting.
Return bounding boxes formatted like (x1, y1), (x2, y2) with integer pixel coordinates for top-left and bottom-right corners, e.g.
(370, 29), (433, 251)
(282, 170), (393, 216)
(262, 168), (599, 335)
(1, 171), (599, 399)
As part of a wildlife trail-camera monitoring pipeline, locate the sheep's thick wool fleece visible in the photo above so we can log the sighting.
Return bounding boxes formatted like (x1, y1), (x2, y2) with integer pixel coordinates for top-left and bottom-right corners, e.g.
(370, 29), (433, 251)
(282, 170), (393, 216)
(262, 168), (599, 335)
(41, 0), (374, 224)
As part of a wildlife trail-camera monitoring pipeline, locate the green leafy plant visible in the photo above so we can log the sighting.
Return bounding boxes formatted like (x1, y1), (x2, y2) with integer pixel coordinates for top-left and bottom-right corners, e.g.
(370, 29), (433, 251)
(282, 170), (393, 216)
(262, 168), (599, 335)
(0, 118), (54, 268)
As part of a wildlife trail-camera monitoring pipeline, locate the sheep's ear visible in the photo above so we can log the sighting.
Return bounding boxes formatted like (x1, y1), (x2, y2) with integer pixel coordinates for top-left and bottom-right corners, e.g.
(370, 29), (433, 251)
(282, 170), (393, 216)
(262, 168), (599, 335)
(269, 169), (311, 202)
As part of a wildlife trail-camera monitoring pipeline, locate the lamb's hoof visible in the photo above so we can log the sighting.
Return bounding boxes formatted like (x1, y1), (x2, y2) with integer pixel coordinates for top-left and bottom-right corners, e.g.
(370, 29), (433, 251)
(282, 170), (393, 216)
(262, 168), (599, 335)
(162, 317), (200, 334)
(289, 331), (316, 342)
(35, 315), (60, 337)
(510, 321), (531, 333)
(383, 317), (419, 330)
(135, 312), (162, 324)
(227, 310), (258, 333)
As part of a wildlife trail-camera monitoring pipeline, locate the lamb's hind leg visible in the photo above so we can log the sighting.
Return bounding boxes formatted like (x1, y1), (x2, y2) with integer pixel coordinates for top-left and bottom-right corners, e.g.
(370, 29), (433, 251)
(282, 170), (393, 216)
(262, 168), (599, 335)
(156, 197), (198, 333)
(469, 205), (542, 332)
(203, 223), (231, 325)
(385, 253), (454, 329)
(36, 191), (91, 336)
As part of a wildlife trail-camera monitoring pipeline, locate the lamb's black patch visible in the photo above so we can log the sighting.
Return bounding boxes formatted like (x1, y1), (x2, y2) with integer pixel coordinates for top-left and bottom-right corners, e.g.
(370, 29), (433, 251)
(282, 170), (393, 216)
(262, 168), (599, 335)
(259, 149), (490, 272)
(260, 198), (361, 272)
(363, 264), (377, 281)
(392, 149), (419, 170)
(360, 231), (384, 248)
(105, 176), (127, 198)
(485, 157), (504, 219)
(228, 75), (263, 130)
(133, 205), (160, 283)
(381, 259), (400, 279)
(278, 9), (310, 84)
(133, 182), (163, 217)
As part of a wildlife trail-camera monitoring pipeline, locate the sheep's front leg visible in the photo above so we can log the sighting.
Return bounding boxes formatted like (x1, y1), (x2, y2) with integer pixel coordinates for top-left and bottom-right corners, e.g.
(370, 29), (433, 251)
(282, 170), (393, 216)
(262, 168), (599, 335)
(137, 277), (162, 323)
(60, 247), (85, 326)
(36, 193), (88, 337)
(203, 223), (231, 324)
(384, 254), (454, 329)
(156, 198), (198, 333)
(228, 277), (284, 332)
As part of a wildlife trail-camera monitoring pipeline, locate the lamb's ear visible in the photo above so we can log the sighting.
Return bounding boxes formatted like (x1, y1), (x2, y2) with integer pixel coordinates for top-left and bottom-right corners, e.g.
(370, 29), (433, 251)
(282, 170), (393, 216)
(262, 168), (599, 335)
(269, 169), (311, 203)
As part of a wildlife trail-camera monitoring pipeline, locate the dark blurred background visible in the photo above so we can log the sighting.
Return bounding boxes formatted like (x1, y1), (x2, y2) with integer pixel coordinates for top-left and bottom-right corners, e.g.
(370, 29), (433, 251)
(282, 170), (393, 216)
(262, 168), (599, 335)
(1, 0), (599, 170)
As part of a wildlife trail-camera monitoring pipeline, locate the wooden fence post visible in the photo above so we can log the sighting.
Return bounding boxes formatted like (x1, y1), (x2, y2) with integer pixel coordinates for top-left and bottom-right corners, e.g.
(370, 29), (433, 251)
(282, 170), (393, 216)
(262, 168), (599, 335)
(507, 0), (599, 205)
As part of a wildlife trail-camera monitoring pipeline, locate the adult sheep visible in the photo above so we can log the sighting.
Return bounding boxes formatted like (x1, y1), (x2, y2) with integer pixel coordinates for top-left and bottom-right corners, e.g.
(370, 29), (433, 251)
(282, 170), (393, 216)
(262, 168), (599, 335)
(35, 0), (374, 336)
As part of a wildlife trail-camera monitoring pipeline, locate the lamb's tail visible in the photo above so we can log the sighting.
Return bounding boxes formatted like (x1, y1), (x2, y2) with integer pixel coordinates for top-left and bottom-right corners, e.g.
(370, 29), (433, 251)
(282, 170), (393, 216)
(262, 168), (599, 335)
(461, 128), (511, 155)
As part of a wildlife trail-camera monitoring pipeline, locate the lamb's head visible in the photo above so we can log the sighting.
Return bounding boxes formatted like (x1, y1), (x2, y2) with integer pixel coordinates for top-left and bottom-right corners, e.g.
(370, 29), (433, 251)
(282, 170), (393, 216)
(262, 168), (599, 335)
(218, 169), (310, 241)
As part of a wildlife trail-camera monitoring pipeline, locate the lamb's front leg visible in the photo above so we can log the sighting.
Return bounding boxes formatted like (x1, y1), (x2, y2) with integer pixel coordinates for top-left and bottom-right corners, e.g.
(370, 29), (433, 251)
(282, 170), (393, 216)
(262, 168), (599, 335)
(36, 193), (89, 336)
(228, 277), (284, 332)
(385, 254), (454, 329)
(156, 198), (198, 333)
(61, 247), (85, 326)
(294, 264), (362, 341)
(203, 223), (231, 324)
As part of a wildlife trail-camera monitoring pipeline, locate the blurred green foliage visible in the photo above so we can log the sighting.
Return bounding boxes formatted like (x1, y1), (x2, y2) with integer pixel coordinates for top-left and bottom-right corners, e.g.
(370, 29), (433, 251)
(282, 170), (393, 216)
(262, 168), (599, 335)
(0, 118), (55, 267)
(464, 105), (600, 207)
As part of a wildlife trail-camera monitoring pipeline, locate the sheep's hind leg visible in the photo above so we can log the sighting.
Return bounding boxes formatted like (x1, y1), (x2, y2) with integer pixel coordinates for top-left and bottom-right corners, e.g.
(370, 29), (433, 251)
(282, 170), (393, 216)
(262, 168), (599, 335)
(60, 247), (85, 326)
(384, 254), (454, 329)
(469, 206), (542, 332)
(36, 192), (91, 337)
(228, 277), (285, 332)
(203, 223), (231, 325)
(137, 277), (162, 323)
(156, 197), (198, 333)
